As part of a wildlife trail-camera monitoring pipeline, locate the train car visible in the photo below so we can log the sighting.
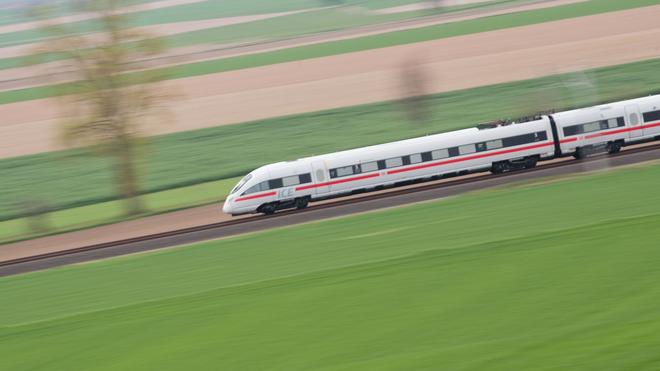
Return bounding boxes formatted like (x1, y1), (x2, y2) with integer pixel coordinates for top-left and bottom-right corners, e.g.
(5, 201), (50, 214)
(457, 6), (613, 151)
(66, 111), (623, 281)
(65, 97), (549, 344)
(552, 95), (660, 158)
(223, 117), (555, 215)
(223, 94), (660, 216)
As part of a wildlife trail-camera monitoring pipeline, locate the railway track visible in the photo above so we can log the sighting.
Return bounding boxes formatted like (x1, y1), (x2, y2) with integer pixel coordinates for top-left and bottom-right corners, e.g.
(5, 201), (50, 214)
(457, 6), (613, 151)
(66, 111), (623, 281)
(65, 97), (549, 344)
(2, 142), (660, 277)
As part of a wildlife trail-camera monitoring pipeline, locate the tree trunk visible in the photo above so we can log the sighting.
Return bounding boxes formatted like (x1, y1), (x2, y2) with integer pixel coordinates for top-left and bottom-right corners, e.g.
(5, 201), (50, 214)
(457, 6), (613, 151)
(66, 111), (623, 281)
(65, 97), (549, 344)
(115, 138), (144, 216)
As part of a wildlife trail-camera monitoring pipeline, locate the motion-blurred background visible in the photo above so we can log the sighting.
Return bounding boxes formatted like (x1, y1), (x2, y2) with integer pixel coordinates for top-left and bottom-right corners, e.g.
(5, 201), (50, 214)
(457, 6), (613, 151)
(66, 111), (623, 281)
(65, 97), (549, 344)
(3, 1), (660, 370)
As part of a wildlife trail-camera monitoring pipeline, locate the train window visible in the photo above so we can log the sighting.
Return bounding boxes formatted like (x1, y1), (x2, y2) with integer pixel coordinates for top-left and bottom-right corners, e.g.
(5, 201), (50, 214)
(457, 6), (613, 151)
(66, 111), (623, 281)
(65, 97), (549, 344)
(243, 181), (268, 195)
(486, 139), (503, 150)
(243, 184), (258, 195)
(361, 162), (378, 172)
(503, 132), (544, 146)
(563, 117), (627, 136)
(299, 173), (312, 184)
(402, 156), (411, 165)
(282, 176), (300, 187)
(583, 122), (600, 133)
(268, 178), (283, 189)
(448, 147), (460, 157)
(475, 143), (487, 152)
(563, 125), (581, 137)
(459, 144), (476, 155)
(377, 160), (387, 170)
(607, 118), (619, 129)
(410, 153), (422, 164)
(231, 174), (253, 194)
(334, 166), (355, 178)
(385, 157), (403, 168)
(565, 122), (598, 136)
(431, 149), (448, 160)
(643, 110), (660, 123)
(421, 152), (432, 162)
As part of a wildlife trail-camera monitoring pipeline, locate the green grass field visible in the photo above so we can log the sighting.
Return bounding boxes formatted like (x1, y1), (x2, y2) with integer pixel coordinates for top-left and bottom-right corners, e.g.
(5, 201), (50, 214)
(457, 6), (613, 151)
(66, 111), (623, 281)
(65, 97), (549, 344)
(1, 0), (657, 103)
(2, 162), (660, 370)
(1, 57), (659, 226)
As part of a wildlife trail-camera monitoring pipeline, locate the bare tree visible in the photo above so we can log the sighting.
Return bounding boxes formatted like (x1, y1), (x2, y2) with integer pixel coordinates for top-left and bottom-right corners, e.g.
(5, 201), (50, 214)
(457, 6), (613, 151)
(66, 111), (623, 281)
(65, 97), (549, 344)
(29, 0), (172, 216)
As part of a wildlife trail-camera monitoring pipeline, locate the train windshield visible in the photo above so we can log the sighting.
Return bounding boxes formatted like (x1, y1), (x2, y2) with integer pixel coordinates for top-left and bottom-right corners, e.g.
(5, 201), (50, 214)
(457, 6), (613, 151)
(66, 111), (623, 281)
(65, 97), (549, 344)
(230, 174), (253, 194)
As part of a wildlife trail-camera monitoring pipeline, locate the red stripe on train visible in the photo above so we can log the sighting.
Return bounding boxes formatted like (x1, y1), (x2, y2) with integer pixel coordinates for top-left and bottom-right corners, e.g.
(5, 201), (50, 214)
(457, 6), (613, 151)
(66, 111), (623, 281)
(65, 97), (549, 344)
(581, 121), (660, 140)
(235, 191), (277, 202)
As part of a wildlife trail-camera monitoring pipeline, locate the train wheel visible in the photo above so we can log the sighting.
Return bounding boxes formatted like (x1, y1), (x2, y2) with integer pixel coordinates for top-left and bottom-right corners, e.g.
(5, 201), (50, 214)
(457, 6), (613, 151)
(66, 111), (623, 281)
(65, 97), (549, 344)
(295, 197), (309, 210)
(260, 204), (277, 215)
(607, 141), (622, 154)
(574, 147), (587, 160)
(524, 157), (538, 169)
(491, 162), (508, 174)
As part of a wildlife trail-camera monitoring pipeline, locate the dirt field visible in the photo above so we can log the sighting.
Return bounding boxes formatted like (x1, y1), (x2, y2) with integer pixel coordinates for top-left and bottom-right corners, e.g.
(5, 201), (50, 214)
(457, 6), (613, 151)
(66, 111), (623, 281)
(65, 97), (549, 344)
(1, 5), (659, 159)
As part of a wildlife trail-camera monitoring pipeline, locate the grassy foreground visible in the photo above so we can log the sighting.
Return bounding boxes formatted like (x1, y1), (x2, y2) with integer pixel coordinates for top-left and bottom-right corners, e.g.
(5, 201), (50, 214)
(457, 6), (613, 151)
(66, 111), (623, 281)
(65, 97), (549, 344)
(2, 163), (660, 370)
(1, 0), (657, 104)
(2, 57), (660, 225)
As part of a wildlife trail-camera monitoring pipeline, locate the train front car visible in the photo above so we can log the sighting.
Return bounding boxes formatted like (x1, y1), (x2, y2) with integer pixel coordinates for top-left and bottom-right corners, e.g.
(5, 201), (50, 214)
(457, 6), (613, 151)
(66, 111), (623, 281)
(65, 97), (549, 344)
(223, 161), (316, 216)
(222, 167), (270, 216)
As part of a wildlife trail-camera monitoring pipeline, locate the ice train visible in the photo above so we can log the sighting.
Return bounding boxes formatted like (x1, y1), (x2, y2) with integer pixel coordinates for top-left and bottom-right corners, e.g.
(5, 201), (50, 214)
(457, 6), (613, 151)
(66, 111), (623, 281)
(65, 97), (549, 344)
(222, 95), (660, 215)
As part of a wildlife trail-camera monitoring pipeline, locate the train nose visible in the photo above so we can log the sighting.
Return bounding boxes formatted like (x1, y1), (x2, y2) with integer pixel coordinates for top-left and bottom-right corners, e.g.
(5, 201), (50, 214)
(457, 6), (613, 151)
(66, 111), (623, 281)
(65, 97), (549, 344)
(222, 199), (233, 214)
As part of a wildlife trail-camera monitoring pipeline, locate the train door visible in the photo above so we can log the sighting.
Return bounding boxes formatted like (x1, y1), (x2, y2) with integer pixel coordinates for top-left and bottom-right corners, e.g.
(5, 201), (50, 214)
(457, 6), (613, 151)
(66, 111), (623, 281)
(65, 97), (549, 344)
(625, 104), (643, 138)
(311, 160), (330, 196)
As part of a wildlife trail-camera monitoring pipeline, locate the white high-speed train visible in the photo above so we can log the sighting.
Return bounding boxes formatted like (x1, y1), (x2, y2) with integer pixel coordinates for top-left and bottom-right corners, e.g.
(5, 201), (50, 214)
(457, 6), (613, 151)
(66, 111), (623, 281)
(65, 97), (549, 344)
(222, 94), (660, 216)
